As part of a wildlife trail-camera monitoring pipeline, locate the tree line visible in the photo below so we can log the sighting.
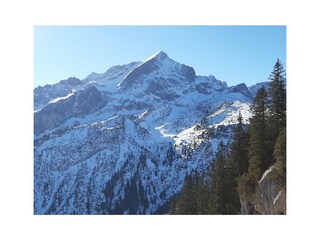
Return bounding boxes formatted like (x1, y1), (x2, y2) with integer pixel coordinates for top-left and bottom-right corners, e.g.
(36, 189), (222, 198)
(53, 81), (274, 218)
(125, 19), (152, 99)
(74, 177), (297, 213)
(170, 59), (286, 214)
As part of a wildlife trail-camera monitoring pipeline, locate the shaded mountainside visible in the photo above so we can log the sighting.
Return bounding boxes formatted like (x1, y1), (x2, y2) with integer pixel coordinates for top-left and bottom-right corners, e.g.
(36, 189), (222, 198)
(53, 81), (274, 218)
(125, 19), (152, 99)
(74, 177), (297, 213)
(34, 51), (268, 214)
(34, 77), (84, 111)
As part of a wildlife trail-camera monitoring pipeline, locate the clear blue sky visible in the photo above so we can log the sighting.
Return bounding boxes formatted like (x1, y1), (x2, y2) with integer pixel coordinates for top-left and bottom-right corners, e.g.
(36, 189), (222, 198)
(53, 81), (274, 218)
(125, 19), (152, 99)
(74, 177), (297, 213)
(34, 26), (286, 88)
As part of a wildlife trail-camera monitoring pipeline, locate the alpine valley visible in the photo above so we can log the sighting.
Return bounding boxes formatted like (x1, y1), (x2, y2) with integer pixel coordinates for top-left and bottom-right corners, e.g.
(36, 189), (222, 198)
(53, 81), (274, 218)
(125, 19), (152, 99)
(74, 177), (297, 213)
(34, 51), (269, 214)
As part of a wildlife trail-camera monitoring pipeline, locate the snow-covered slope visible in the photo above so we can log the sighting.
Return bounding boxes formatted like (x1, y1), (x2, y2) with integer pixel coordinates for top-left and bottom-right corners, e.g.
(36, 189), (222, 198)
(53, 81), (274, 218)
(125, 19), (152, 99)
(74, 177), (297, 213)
(34, 77), (84, 111)
(34, 51), (263, 214)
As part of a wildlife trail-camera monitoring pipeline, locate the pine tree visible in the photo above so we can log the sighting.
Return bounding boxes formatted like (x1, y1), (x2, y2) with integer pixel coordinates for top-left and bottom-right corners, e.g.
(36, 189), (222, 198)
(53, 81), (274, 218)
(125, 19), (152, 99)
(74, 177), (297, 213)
(173, 175), (197, 214)
(237, 88), (270, 202)
(229, 112), (249, 177)
(209, 142), (229, 214)
(268, 59), (286, 144)
(194, 174), (211, 214)
(209, 141), (241, 214)
(224, 156), (241, 214)
(248, 87), (269, 177)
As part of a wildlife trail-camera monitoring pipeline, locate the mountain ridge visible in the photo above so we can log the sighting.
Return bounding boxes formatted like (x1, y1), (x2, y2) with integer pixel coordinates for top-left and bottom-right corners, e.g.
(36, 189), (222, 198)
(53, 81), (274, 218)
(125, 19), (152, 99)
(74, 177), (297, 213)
(34, 51), (265, 113)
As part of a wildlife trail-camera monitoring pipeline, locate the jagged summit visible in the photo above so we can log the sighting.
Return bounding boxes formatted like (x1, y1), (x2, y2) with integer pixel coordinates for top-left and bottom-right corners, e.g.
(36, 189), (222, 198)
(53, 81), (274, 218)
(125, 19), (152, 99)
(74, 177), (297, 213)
(118, 51), (196, 90)
(144, 50), (168, 62)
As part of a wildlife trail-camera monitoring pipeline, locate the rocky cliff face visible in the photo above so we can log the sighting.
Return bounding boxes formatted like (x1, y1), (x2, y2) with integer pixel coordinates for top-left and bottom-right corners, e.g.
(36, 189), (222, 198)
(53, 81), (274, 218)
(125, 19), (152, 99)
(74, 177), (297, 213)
(34, 86), (107, 135)
(241, 166), (286, 215)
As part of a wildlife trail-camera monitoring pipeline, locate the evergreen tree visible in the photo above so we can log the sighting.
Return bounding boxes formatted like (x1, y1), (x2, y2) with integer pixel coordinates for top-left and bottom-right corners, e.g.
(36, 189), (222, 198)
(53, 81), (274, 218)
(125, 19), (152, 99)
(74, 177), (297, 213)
(209, 142), (226, 214)
(173, 175), (197, 214)
(224, 156), (241, 214)
(195, 174), (211, 214)
(209, 142), (241, 214)
(248, 87), (269, 178)
(268, 59), (286, 145)
(209, 142), (230, 214)
(229, 112), (249, 177)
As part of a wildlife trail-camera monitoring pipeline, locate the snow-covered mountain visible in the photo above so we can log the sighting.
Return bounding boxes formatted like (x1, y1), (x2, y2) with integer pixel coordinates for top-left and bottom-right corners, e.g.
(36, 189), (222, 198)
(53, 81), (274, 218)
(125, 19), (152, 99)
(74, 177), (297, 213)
(34, 51), (262, 214)
(248, 81), (269, 97)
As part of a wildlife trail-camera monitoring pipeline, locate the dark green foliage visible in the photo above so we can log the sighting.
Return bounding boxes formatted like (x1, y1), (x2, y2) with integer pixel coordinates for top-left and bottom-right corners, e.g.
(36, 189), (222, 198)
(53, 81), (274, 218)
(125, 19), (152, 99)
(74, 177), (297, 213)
(248, 87), (269, 177)
(236, 59), (286, 209)
(209, 142), (227, 214)
(223, 160), (242, 214)
(268, 59), (286, 143)
(214, 142), (241, 214)
(273, 128), (286, 189)
(229, 112), (249, 177)
(170, 175), (198, 214)
(210, 141), (240, 214)
(195, 177), (211, 214)
(171, 142), (241, 214)
(245, 59), (286, 182)
(237, 172), (256, 202)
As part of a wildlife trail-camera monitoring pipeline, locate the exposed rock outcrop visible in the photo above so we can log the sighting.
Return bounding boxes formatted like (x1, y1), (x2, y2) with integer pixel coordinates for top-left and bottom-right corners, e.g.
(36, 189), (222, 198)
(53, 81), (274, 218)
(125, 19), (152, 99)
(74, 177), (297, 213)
(241, 166), (286, 215)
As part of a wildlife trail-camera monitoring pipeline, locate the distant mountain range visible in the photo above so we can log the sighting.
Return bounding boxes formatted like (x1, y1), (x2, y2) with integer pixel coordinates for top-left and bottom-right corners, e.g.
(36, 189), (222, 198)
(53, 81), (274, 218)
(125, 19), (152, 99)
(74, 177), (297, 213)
(34, 51), (269, 214)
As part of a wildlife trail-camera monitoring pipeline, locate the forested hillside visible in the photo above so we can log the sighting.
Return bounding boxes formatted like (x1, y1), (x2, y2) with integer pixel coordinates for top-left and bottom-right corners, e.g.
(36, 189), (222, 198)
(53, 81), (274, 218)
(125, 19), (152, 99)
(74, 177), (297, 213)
(170, 60), (286, 214)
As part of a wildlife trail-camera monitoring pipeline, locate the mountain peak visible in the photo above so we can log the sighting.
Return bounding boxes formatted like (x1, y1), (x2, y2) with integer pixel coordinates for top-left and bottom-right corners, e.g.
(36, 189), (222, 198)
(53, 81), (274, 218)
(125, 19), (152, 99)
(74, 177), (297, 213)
(118, 51), (196, 90)
(144, 50), (168, 62)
